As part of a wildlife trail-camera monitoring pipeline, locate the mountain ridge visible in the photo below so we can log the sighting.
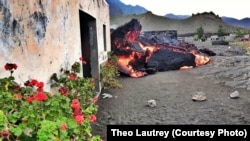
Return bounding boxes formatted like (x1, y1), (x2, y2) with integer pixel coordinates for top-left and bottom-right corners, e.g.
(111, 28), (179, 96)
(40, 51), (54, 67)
(164, 13), (250, 28)
(110, 11), (249, 35)
(106, 0), (147, 16)
(106, 0), (250, 30)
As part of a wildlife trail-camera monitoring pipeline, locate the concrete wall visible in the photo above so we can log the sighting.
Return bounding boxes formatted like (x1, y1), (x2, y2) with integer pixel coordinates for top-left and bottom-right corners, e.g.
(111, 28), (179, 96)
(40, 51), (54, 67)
(0, 0), (110, 92)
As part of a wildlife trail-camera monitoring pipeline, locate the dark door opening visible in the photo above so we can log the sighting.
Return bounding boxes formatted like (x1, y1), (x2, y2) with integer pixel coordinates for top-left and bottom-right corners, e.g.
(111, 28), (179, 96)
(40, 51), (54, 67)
(79, 10), (98, 79)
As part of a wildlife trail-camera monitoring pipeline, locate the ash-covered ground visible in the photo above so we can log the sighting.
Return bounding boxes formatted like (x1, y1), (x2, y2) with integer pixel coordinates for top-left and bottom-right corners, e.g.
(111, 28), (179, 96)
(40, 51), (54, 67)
(92, 40), (250, 141)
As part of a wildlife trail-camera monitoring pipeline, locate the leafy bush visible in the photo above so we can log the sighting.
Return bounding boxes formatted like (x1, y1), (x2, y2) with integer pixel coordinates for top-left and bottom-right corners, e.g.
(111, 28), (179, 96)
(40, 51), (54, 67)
(100, 52), (122, 89)
(217, 25), (227, 37)
(235, 28), (244, 38)
(196, 26), (204, 39)
(194, 26), (207, 41)
(201, 35), (207, 42)
(0, 61), (102, 141)
(193, 34), (199, 41)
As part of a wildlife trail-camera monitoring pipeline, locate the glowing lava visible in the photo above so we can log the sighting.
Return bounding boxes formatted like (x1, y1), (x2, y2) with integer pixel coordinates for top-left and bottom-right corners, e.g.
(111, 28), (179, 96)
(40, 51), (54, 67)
(111, 19), (211, 78)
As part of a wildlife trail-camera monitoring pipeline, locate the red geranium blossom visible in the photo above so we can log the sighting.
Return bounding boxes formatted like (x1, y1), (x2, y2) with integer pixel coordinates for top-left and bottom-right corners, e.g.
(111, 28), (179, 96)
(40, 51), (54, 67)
(36, 81), (44, 88)
(92, 97), (98, 103)
(28, 79), (38, 87)
(89, 114), (97, 122)
(36, 81), (44, 92)
(59, 86), (68, 96)
(74, 115), (84, 124)
(73, 109), (82, 117)
(69, 73), (77, 80)
(1, 130), (10, 137)
(4, 63), (18, 70)
(36, 87), (44, 92)
(71, 99), (80, 110)
(89, 80), (95, 86)
(79, 57), (87, 64)
(60, 122), (67, 130)
(26, 97), (33, 103)
(71, 102), (80, 110)
(33, 92), (47, 101)
(71, 99), (80, 104)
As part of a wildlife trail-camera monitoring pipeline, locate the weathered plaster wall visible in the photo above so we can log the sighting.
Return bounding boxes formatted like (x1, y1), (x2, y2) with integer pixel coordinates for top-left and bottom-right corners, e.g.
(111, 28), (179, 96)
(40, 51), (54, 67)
(0, 0), (110, 92)
(79, 0), (110, 64)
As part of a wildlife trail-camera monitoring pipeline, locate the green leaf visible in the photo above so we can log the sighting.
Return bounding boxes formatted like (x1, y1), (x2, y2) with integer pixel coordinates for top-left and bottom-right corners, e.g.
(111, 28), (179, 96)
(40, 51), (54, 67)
(67, 119), (78, 129)
(88, 135), (101, 141)
(7, 114), (18, 124)
(10, 126), (23, 136)
(51, 100), (59, 106)
(0, 110), (7, 129)
(72, 128), (80, 134)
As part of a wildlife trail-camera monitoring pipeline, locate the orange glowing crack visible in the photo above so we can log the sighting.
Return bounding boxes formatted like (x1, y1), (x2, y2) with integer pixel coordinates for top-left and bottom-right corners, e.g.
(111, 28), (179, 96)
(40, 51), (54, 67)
(180, 66), (194, 70)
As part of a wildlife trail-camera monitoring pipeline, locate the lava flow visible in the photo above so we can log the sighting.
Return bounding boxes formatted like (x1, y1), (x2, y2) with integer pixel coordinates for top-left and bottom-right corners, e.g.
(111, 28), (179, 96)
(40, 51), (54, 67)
(111, 19), (211, 78)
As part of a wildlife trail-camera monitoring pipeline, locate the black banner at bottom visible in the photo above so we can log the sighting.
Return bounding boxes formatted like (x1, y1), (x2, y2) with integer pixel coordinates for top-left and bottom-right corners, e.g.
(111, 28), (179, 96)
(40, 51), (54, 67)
(107, 125), (249, 141)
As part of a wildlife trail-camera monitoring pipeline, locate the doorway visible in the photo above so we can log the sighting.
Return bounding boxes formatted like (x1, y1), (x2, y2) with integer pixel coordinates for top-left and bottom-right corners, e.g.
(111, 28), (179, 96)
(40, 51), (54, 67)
(79, 10), (98, 79)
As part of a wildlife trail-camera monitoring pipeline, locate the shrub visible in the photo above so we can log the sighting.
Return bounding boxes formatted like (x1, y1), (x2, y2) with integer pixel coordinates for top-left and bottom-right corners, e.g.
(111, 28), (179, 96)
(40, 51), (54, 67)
(201, 35), (207, 42)
(196, 26), (204, 39)
(100, 52), (122, 89)
(0, 61), (102, 141)
(217, 25), (227, 37)
(193, 34), (199, 41)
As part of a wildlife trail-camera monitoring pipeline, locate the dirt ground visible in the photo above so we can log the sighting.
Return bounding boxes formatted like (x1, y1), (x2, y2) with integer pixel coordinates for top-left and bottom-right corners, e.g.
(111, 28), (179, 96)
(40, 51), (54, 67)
(92, 41), (250, 141)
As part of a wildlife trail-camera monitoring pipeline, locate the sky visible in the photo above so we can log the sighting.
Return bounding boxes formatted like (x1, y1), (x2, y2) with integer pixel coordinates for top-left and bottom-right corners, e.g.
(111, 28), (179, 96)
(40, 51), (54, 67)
(120, 0), (249, 19)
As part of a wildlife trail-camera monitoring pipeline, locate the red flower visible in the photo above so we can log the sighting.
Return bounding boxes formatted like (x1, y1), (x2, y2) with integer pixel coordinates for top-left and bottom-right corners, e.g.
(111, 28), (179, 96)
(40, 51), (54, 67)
(28, 79), (38, 87)
(71, 99), (80, 104)
(59, 87), (68, 96)
(4, 63), (18, 70)
(36, 87), (44, 92)
(33, 92), (47, 101)
(36, 81), (44, 88)
(60, 122), (67, 130)
(35, 81), (44, 92)
(92, 97), (98, 103)
(73, 109), (82, 116)
(74, 115), (84, 124)
(79, 57), (87, 64)
(1, 130), (10, 137)
(13, 93), (22, 100)
(69, 73), (77, 80)
(26, 97), (33, 103)
(71, 99), (81, 110)
(71, 99), (80, 110)
(4, 64), (11, 70)
(89, 80), (95, 86)
(89, 114), (97, 122)
(71, 102), (80, 110)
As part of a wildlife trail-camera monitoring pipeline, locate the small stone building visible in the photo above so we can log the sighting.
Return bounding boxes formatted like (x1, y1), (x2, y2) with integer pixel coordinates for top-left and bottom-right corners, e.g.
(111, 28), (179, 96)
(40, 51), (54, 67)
(0, 0), (110, 93)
